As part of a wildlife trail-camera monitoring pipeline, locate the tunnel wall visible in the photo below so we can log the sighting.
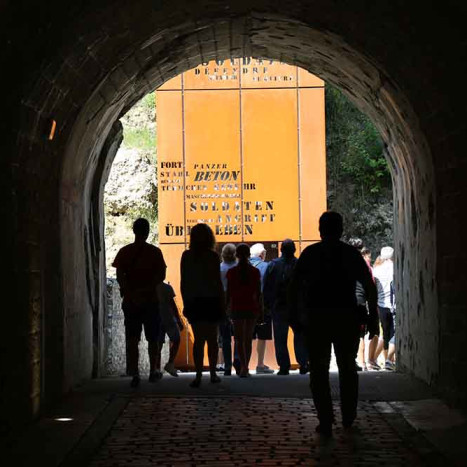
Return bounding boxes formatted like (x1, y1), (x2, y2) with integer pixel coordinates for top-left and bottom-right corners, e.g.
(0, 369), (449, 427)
(1, 0), (466, 433)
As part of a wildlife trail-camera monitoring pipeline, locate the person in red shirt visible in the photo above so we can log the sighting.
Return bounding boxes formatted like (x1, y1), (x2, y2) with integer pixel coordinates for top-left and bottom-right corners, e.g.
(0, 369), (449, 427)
(226, 243), (264, 378)
(112, 218), (167, 387)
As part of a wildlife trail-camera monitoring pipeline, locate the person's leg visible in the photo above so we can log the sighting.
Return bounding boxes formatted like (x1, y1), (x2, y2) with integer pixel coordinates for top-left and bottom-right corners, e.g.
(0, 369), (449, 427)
(219, 320), (232, 373)
(385, 318), (396, 369)
(123, 304), (143, 386)
(257, 339), (266, 366)
(367, 334), (380, 368)
(233, 320), (247, 375)
(256, 315), (274, 373)
(232, 342), (241, 374)
(168, 337), (180, 364)
(357, 337), (366, 369)
(272, 313), (290, 373)
(307, 325), (333, 433)
(291, 322), (309, 372)
(333, 322), (360, 427)
(375, 336), (385, 362)
(206, 323), (220, 382)
(147, 341), (159, 375)
(154, 338), (163, 371)
(243, 319), (256, 375)
(190, 322), (206, 387)
(126, 336), (140, 377)
(154, 324), (166, 375)
(142, 303), (161, 378)
(379, 307), (391, 352)
(163, 320), (180, 376)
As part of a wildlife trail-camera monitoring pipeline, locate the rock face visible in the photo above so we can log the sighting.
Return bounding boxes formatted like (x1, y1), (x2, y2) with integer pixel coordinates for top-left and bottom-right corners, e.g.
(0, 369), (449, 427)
(104, 147), (156, 216)
(104, 93), (158, 274)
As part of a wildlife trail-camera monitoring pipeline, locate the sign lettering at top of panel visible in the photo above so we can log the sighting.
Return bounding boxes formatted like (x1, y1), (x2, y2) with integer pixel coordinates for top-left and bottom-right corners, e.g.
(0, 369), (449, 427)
(157, 58), (326, 248)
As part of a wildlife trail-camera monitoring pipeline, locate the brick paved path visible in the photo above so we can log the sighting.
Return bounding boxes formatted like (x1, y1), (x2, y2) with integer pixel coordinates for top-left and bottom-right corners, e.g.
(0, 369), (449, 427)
(88, 396), (442, 466)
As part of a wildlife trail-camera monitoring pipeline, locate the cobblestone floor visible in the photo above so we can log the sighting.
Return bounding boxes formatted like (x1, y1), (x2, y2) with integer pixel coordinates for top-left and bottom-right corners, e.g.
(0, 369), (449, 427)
(89, 396), (442, 466)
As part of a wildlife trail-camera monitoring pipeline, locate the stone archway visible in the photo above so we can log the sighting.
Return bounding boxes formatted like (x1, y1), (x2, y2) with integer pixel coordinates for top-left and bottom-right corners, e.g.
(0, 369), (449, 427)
(6, 1), (466, 430)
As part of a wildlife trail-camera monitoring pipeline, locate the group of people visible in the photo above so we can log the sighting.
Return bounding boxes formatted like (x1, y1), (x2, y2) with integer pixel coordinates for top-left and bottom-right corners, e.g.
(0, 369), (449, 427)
(217, 240), (309, 378)
(113, 212), (395, 436)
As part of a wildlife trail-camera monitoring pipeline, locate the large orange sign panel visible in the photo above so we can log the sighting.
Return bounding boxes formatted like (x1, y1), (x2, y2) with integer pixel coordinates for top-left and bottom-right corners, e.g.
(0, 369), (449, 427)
(156, 58), (326, 369)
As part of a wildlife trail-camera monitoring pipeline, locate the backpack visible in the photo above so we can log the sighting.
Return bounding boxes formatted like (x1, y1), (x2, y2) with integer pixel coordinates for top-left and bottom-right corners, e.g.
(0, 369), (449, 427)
(275, 258), (297, 309)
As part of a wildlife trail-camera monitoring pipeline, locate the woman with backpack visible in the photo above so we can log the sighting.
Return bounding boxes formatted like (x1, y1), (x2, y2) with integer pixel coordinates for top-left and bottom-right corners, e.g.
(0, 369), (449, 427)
(226, 243), (263, 377)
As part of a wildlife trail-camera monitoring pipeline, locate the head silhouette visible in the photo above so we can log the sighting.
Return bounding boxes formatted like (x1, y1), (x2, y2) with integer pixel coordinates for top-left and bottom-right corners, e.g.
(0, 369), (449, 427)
(281, 239), (296, 257)
(236, 243), (251, 262)
(133, 218), (150, 240)
(348, 237), (363, 251)
(189, 223), (215, 251)
(221, 243), (236, 263)
(319, 211), (343, 240)
(361, 246), (371, 261)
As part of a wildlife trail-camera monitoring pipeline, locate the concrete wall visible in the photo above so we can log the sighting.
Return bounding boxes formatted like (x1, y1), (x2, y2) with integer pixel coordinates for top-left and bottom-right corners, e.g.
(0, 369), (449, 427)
(1, 0), (467, 433)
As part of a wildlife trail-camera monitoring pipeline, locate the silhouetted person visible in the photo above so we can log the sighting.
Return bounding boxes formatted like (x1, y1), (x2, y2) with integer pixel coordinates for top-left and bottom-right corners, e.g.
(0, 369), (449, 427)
(250, 243), (274, 374)
(348, 239), (377, 372)
(289, 212), (377, 436)
(264, 239), (308, 375)
(373, 246), (395, 370)
(227, 243), (263, 377)
(154, 281), (184, 378)
(112, 218), (167, 387)
(219, 243), (237, 376)
(181, 223), (224, 388)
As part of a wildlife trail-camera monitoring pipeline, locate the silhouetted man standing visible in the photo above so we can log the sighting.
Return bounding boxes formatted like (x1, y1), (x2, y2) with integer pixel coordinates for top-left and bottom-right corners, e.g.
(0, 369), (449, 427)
(264, 239), (308, 375)
(289, 212), (377, 436)
(113, 218), (167, 387)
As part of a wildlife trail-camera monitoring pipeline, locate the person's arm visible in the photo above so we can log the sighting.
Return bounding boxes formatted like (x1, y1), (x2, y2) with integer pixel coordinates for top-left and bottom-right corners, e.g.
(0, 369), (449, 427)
(170, 297), (184, 330)
(212, 253), (225, 312)
(226, 270), (232, 318)
(257, 270), (265, 323)
(113, 250), (127, 298)
(180, 251), (188, 304)
(154, 248), (167, 285)
(288, 252), (307, 325)
(359, 256), (378, 334)
(115, 267), (128, 298)
(262, 261), (275, 312)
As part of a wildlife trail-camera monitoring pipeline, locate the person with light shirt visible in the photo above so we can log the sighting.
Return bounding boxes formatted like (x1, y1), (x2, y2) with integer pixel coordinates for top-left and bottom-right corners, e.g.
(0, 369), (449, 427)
(249, 243), (274, 374)
(373, 246), (395, 370)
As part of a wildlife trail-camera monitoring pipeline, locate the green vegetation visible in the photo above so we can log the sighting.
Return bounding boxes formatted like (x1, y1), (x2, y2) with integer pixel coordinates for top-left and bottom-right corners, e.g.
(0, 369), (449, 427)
(121, 91), (157, 162)
(122, 127), (156, 152)
(325, 85), (393, 253)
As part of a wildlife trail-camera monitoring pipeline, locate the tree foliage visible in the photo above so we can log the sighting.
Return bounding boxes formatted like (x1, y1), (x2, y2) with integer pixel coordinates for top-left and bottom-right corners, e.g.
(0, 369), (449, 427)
(325, 85), (393, 254)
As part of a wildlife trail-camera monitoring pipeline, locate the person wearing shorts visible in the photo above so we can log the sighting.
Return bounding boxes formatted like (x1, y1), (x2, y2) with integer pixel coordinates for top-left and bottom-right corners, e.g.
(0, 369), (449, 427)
(112, 218), (167, 387)
(250, 243), (274, 374)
